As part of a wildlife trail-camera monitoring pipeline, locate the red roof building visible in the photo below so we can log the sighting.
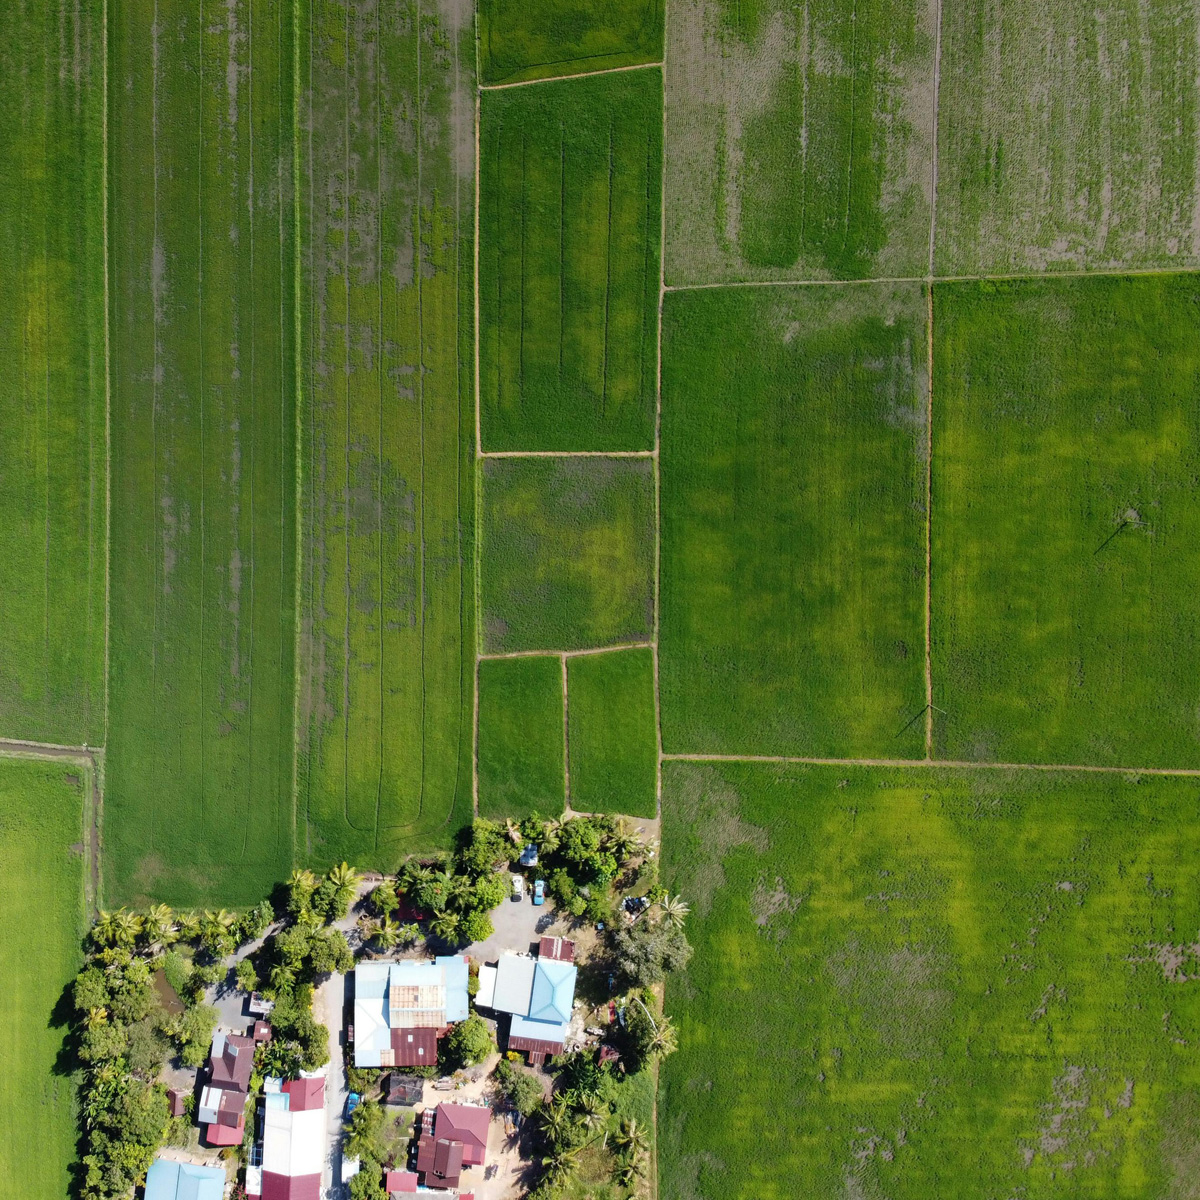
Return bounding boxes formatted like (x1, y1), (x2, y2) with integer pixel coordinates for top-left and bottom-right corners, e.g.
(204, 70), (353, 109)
(253, 1021), (273, 1042)
(384, 1169), (419, 1193)
(282, 1077), (324, 1111)
(413, 1103), (490, 1190)
(390, 1026), (439, 1068)
(538, 936), (575, 963)
(261, 1173), (320, 1200)
(208, 1033), (256, 1092)
(434, 1103), (489, 1165)
(415, 1138), (464, 1189)
(166, 1087), (188, 1117)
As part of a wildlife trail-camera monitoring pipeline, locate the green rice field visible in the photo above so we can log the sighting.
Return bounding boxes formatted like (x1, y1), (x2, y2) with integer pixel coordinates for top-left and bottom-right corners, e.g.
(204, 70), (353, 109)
(935, 0), (1200, 275)
(479, 69), (661, 452)
(478, 0), (664, 85)
(105, 0), (297, 905)
(477, 656), (566, 821)
(567, 648), (657, 817)
(660, 283), (928, 759)
(661, 759), (1200, 1200)
(932, 275), (1200, 768)
(664, 0), (936, 284)
(481, 457), (656, 654)
(0, 0), (106, 746)
(0, 757), (88, 1200)
(295, 0), (476, 870)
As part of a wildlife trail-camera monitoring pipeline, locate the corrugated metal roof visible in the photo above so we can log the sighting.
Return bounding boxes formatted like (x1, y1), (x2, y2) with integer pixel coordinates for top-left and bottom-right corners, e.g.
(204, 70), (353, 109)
(438, 955), (470, 1022)
(144, 1158), (226, 1200)
(509, 1010), (569, 1048)
(490, 955), (536, 1015)
(529, 960), (576, 1024)
(475, 964), (497, 1010)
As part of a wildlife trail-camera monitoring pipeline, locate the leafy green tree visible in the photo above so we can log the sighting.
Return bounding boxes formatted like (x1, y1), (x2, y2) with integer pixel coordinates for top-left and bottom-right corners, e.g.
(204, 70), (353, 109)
(174, 1004), (218, 1069)
(75, 966), (111, 1013)
(611, 921), (692, 988)
(80, 1021), (127, 1064)
(442, 1015), (494, 1069)
(455, 820), (511, 877)
(257, 1038), (303, 1080)
(495, 1059), (543, 1116)
(457, 910), (493, 944)
(308, 929), (353, 976)
(235, 957), (259, 993)
(461, 871), (507, 914)
(287, 869), (319, 915)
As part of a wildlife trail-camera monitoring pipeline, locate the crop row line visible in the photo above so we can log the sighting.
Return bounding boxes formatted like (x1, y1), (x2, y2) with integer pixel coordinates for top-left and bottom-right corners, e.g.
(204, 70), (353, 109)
(664, 262), (1200, 294)
(479, 60), (663, 93)
(661, 752), (1200, 778)
(479, 642), (655, 662)
(478, 448), (656, 459)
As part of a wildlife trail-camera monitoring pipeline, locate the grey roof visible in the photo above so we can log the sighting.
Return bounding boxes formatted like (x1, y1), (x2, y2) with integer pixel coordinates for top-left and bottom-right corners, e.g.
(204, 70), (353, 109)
(489, 955), (537, 1016)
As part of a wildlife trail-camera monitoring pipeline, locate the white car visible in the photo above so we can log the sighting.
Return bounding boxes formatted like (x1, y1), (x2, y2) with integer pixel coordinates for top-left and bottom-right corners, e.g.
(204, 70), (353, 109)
(511, 873), (524, 900)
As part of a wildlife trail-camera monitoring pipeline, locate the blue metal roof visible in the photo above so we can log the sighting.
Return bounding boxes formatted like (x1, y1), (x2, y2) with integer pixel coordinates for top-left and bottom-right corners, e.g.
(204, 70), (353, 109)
(438, 955), (470, 1022)
(144, 1158), (225, 1200)
(355, 962), (389, 999)
(509, 1010), (569, 1045)
(528, 959), (576, 1024)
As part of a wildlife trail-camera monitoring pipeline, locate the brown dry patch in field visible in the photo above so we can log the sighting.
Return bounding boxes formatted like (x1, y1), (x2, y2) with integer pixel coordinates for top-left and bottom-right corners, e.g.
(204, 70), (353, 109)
(1130, 933), (1200, 983)
(670, 765), (768, 916)
(1162, 1092), (1200, 1199)
(750, 873), (803, 939)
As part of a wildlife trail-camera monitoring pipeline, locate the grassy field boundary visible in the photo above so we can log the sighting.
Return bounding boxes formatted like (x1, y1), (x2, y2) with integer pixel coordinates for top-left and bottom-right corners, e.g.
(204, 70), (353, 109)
(480, 449), (657, 459)
(102, 0), (112, 750)
(561, 653), (571, 804)
(923, 284), (934, 758)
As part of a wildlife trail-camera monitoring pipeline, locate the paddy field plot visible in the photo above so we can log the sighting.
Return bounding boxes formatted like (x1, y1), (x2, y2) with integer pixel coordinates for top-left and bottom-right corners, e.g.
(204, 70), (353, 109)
(935, 0), (1200, 276)
(106, 0), (296, 905)
(0, 0), (106, 746)
(478, 0), (664, 86)
(0, 758), (88, 1200)
(566, 648), (657, 818)
(479, 70), (661, 452)
(931, 275), (1200, 769)
(659, 284), (927, 759)
(664, 0), (936, 284)
(661, 760), (1200, 1200)
(481, 457), (656, 654)
(296, 0), (476, 869)
(477, 656), (566, 821)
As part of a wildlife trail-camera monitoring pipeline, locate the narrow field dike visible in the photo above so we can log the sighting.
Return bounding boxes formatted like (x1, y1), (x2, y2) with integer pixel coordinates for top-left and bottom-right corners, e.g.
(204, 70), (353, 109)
(479, 68), (662, 452)
(106, 0), (297, 906)
(295, 0), (477, 869)
(0, 0), (107, 747)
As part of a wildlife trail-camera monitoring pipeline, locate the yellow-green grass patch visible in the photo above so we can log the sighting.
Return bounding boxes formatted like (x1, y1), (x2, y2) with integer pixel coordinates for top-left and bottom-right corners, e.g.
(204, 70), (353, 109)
(481, 457), (656, 654)
(0, 758), (87, 1200)
(480, 70), (661, 451)
(661, 760), (1200, 1200)
(106, 0), (296, 905)
(478, 656), (566, 821)
(660, 284), (928, 759)
(295, 0), (477, 869)
(478, 0), (663, 86)
(567, 648), (657, 817)
(932, 275), (1200, 768)
(0, 0), (106, 745)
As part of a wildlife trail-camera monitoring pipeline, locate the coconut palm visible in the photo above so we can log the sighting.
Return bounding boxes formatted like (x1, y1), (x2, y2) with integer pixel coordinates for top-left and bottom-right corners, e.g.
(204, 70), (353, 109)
(430, 911), (460, 944)
(269, 963), (296, 994)
(142, 902), (177, 948)
(656, 893), (690, 930)
(84, 1006), (109, 1031)
(295, 906), (324, 934)
(373, 916), (400, 952)
(328, 861), (359, 909)
(616, 1154), (644, 1187)
(504, 818), (522, 846)
(176, 910), (202, 941)
(111, 908), (143, 948)
(614, 1117), (649, 1158)
(91, 910), (118, 948)
(540, 1144), (579, 1184)
(400, 861), (433, 893)
(648, 1016), (678, 1058)
(608, 819), (646, 863)
(538, 1097), (572, 1143)
(574, 1091), (607, 1135)
(396, 922), (420, 946)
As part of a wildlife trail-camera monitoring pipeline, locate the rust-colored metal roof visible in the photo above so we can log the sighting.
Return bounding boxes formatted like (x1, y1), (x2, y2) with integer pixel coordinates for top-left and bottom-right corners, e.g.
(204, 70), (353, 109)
(282, 1077), (325, 1112)
(390, 1026), (439, 1067)
(209, 1034), (255, 1092)
(538, 936), (576, 963)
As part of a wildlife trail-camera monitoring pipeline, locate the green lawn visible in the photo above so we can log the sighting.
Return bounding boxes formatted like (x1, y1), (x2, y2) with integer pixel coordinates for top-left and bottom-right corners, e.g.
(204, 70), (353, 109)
(477, 656), (566, 821)
(664, 0), (936, 284)
(481, 458), (656, 654)
(660, 284), (928, 758)
(932, 275), (1200, 768)
(295, 0), (476, 868)
(936, 0), (1200, 275)
(106, 0), (296, 905)
(480, 70), (661, 451)
(567, 648), (657, 817)
(0, 0), (106, 745)
(0, 757), (87, 1200)
(478, 0), (663, 85)
(661, 760), (1200, 1200)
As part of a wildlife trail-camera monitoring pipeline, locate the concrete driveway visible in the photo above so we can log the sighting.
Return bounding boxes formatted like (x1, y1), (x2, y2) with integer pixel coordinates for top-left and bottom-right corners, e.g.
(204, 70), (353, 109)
(462, 894), (571, 964)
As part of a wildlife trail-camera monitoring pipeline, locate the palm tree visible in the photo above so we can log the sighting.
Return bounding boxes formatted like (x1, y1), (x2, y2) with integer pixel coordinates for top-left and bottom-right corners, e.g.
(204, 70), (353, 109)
(270, 963), (296, 994)
(574, 1091), (607, 1135)
(373, 916), (400, 952)
(142, 902), (177, 948)
(614, 1117), (649, 1159)
(656, 893), (690, 930)
(616, 1154), (644, 1187)
(400, 861), (432, 893)
(538, 1097), (572, 1144)
(540, 1145), (579, 1185)
(396, 922), (420, 946)
(504, 818), (522, 846)
(295, 906), (323, 934)
(91, 910), (118, 948)
(648, 1016), (678, 1058)
(176, 910), (202, 941)
(111, 908), (143, 948)
(430, 911), (460, 944)
(84, 1007), (109, 1031)
(608, 819), (646, 863)
(329, 861), (359, 909)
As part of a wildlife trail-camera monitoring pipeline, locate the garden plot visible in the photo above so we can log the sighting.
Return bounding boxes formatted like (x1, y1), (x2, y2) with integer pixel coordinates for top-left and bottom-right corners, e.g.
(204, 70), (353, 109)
(661, 759), (1200, 1200)
(932, 275), (1200, 768)
(0, 0), (106, 745)
(936, 0), (1200, 275)
(478, 0), (664, 85)
(660, 283), (928, 759)
(296, 0), (476, 869)
(106, 0), (296, 905)
(481, 457), (656, 654)
(480, 69), (661, 452)
(664, 0), (936, 284)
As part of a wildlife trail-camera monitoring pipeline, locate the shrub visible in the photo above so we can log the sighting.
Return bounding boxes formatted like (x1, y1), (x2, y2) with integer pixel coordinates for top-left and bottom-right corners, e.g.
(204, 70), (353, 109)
(495, 1058), (543, 1116)
(442, 1015), (494, 1069)
(610, 922), (693, 988)
(235, 957), (259, 993)
(458, 910), (494, 944)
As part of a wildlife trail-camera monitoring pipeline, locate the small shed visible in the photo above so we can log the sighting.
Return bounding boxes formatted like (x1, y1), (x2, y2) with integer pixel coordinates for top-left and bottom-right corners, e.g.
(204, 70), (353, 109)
(384, 1169), (419, 1194)
(166, 1088), (188, 1118)
(384, 1074), (424, 1106)
(252, 1020), (272, 1042)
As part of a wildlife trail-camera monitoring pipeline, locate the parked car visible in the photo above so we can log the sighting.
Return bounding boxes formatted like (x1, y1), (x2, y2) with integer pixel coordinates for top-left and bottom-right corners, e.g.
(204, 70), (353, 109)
(346, 1092), (360, 1118)
(519, 844), (539, 867)
(511, 873), (524, 901)
(532, 879), (545, 906)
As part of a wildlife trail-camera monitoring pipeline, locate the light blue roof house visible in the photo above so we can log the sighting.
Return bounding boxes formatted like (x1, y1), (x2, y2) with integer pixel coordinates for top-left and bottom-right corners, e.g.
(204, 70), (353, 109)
(144, 1157), (225, 1200)
(353, 957), (469, 1068)
(476, 951), (578, 1059)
